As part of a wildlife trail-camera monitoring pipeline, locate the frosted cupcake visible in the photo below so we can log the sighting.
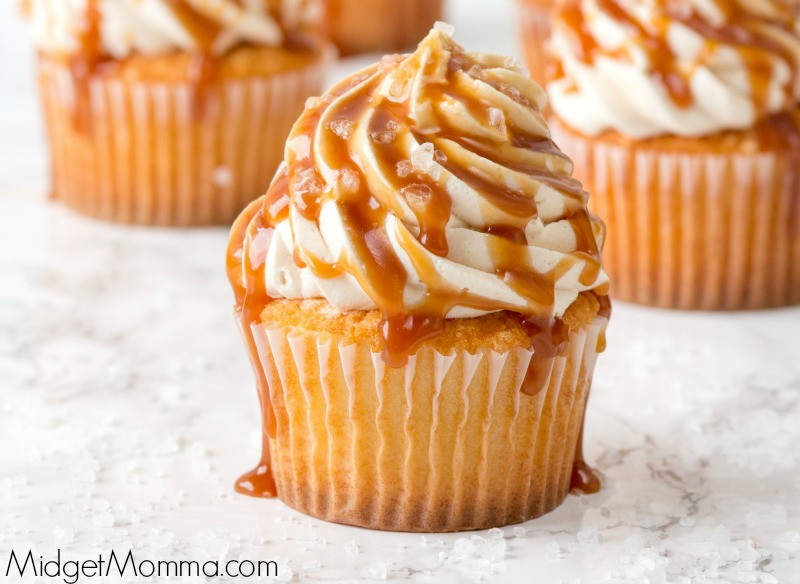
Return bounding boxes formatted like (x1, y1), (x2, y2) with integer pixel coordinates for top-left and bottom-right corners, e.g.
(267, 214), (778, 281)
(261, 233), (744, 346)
(25, 0), (329, 226)
(548, 0), (800, 309)
(516, 0), (555, 84)
(227, 25), (611, 532)
(325, 0), (443, 55)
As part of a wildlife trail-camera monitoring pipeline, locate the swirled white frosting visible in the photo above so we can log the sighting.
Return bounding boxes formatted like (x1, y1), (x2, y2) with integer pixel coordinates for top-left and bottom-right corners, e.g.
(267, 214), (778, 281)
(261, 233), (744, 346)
(548, 0), (800, 138)
(243, 26), (608, 320)
(25, 0), (321, 58)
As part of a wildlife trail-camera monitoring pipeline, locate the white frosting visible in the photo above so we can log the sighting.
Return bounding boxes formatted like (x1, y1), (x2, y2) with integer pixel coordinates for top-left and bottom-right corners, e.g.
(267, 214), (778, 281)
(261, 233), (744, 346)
(26, 0), (321, 58)
(256, 29), (608, 319)
(548, 0), (800, 138)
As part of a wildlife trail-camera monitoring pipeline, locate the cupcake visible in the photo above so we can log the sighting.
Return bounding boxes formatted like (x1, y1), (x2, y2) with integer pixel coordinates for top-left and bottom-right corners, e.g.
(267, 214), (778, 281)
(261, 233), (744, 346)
(516, 0), (555, 85)
(547, 0), (800, 310)
(24, 0), (329, 226)
(324, 0), (443, 55)
(227, 24), (611, 532)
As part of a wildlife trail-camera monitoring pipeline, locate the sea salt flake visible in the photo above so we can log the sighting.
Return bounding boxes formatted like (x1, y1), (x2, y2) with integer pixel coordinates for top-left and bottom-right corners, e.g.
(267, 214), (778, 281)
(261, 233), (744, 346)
(513, 527), (526, 538)
(434, 21), (456, 36)
(305, 96), (323, 109)
(411, 143), (435, 172)
(454, 537), (476, 558)
(360, 561), (387, 580)
(380, 54), (404, 72)
(287, 134), (311, 159)
(488, 107), (506, 132)
(93, 511), (115, 528)
(396, 160), (413, 178)
(386, 120), (401, 131)
(400, 184), (433, 213)
(346, 540), (360, 555)
(338, 168), (361, 193)
(370, 131), (396, 144)
(487, 528), (504, 541)
(388, 78), (410, 102)
(292, 168), (324, 196)
(434, 149), (447, 163)
(326, 119), (353, 140)
(577, 527), (600, 544)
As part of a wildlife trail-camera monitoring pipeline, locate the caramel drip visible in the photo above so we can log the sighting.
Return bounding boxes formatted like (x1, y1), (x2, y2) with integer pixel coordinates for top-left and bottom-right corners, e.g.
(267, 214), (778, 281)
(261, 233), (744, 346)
(68, 0), (103, 133)
(558, 0), (800, 113)
(227, 196), (280, 498)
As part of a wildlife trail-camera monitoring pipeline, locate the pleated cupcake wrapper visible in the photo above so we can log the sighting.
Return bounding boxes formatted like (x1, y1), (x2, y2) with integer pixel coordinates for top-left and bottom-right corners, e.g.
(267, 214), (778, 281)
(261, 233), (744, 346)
(553, 121), (800, 310)
(251, 317), (606, 532)
(516, 0), (553, 86)
(37, 56), (326, 226)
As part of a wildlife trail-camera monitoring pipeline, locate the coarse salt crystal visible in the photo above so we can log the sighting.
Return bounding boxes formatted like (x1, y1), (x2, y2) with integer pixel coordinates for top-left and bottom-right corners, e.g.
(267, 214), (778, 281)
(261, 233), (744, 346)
(434, 21), (455, 36)
(326, 119), (353, 140)
(396, 160), (413, 178)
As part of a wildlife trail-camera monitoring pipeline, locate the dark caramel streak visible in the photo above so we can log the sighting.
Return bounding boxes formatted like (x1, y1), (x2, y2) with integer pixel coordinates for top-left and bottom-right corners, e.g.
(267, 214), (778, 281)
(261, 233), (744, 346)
(558, 0), (800, 112)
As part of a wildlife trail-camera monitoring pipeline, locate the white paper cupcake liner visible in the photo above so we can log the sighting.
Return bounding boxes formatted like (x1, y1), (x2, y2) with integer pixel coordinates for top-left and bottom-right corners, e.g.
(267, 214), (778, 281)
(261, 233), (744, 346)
(37, 54), (327, 226)
(248, 316), (606, 532)
(553, 119), (800, 310)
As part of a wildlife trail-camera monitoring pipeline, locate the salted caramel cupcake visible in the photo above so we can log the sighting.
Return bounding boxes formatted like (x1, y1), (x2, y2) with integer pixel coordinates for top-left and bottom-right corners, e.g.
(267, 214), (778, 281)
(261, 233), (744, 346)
(227, 25), (611, 532)
(548, 0), (800, 309)
(324, 0), (443, 55)
(25, 0), (329, 226)
(516, 0), (556, 84)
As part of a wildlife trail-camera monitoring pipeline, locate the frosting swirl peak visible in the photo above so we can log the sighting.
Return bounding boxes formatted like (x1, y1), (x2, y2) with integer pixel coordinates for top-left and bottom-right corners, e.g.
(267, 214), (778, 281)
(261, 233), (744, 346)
(549, 0), (800, 138)
(229, 27), (609, 365)
(24, 0), (321, 59)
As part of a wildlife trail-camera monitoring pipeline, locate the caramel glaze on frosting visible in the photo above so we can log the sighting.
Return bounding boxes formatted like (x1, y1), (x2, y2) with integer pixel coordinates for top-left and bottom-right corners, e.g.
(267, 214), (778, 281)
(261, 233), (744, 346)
(549, 0), (800, 138)
(23, 0), (322, 131)
(227, 27), (611, 498)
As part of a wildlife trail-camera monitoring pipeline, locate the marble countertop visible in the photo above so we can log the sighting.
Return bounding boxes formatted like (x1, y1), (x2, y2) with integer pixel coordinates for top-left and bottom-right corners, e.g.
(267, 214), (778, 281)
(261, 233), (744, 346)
(1, 1), (800, 583)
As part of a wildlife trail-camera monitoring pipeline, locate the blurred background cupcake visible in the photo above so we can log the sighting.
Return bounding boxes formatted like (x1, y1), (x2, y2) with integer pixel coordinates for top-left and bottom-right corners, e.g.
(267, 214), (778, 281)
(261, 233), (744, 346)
(547, 0), (800, 310)
(227, 27), (611, 532)
(515, 0), (554, 85)
(24, 0), (330, 226)
(324, 0), (443, 55)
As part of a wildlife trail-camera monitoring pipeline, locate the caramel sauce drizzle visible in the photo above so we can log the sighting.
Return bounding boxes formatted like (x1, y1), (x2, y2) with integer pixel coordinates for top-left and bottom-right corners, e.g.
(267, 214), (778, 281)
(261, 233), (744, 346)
(557, 0), (800, 113)
(56, 0), (306, 131)
(228, 34), (611, 497)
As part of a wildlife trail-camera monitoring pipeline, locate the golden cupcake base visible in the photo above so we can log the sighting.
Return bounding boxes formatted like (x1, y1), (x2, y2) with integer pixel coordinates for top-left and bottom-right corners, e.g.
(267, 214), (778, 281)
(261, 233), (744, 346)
(38, 47), (327, 226)
(552, 115), (800, 310)
(248, 299), (606, 532)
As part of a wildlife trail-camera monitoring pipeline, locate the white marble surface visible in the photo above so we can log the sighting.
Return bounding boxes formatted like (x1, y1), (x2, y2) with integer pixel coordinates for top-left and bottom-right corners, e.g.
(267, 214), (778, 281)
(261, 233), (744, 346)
(2, 1), (800, 583)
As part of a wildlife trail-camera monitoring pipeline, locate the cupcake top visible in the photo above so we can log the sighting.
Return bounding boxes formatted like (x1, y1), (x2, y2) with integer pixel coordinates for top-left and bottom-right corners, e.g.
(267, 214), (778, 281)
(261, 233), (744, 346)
(23, 0), (321, 59)
(228, 25), (609, 365)
(548, 0), (800, 138)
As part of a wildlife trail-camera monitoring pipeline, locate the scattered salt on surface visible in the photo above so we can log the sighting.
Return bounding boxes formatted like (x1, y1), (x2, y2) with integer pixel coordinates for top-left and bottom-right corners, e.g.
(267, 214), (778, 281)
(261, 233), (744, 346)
(576, 527), (601, 545)
(513, 527), (526, 538)
(53, 526), (76, 545)
(346, 540), (360, 555)
(93, 511), (115, 528)
(360, 561), (387, 580)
